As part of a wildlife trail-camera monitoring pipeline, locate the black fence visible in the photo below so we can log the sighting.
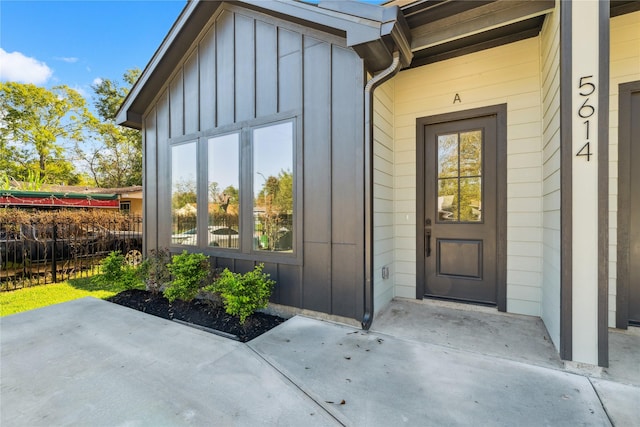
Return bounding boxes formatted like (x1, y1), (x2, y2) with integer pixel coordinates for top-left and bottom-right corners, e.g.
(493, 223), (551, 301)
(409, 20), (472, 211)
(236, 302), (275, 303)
(0, 216), (142, 290)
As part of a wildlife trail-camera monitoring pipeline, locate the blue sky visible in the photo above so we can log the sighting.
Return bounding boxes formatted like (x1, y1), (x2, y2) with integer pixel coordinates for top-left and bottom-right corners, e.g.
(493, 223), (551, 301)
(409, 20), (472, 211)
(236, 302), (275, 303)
(1, 1), (186, 97)
(1, 0), (385, 99)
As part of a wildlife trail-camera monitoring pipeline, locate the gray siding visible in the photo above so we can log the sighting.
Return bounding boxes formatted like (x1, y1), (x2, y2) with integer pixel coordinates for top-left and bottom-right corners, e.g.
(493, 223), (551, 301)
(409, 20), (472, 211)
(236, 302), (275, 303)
(142, 5), (365, 320)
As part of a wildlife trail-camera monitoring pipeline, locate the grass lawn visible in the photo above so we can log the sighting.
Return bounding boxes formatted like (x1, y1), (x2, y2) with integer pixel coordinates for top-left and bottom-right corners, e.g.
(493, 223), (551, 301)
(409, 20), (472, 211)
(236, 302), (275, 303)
(0, 276), (143, 317)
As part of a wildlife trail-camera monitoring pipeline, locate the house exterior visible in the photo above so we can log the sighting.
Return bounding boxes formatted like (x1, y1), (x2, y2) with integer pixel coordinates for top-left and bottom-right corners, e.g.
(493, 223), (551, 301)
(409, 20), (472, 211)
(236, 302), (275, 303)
(116, 0), (640, 367)
(47, 185), (143, 217)
(0, 184), (144, 216)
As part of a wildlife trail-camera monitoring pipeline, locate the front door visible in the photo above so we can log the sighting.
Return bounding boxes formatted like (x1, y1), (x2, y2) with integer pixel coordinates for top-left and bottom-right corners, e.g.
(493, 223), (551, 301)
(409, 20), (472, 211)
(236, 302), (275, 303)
(617, 82), (640, 328)
(630, 89), (640, 325)
(422, 115), (498, 304)
(626, 86), (640, 325)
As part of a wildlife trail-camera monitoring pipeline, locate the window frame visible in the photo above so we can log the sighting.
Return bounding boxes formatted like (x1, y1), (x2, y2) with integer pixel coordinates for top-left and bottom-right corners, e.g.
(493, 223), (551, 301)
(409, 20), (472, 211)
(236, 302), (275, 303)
(167, 113), (302, 265)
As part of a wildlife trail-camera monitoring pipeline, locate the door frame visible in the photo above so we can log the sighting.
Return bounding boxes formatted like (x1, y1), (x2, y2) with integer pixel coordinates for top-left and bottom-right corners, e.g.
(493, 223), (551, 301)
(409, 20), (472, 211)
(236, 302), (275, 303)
(416, 104), (507, 311)
(616, 80), (640, 329)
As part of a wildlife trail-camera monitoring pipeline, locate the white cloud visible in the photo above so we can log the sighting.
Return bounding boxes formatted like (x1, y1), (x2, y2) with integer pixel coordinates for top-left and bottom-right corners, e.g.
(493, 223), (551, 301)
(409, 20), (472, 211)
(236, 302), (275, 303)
(55, 56), (79, 63)
(92, 77), (103, 86)
(71, 85), (88, 97)
(0, 48), (53, 85)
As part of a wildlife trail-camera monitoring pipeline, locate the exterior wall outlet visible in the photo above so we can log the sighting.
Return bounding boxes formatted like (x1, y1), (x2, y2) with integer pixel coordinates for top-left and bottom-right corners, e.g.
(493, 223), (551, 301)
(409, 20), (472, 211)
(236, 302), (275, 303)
(382, 266), (390, 280)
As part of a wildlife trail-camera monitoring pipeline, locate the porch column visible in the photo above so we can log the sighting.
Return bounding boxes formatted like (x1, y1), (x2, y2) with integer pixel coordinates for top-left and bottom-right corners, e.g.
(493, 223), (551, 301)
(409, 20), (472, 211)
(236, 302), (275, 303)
(567, 0), (609, 366)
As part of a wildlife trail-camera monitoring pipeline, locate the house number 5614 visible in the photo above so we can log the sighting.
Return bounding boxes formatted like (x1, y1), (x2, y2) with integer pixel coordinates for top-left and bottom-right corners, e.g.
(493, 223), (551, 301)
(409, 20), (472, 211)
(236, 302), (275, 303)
(576, 75), (596, 161)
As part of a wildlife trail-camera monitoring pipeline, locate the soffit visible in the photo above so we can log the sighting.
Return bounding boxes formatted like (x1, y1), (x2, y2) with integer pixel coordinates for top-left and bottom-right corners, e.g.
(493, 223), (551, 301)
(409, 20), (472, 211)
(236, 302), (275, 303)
(402, 0), (555, 68)
(403, 0), (640, 68)
(610, 0), (640, 17)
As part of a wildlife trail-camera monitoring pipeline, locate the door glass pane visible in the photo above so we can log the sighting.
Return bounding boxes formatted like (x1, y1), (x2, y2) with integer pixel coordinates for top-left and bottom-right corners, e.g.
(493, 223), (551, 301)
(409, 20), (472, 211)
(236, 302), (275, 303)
(438, 178), (458, 221)
(208, 133), (240, 249)
(460, 177), (482, 222)
(253, 122), (294, 252)
(171, 142), (198, 245)
(435, 129), (483, 223)
(438, 134), (458, 178)
(460, 130), (482, 177)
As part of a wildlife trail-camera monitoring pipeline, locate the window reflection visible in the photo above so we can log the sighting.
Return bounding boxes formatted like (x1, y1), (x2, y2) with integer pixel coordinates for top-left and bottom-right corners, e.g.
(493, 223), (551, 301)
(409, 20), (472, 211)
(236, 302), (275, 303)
(437, 130), (483, 223)
(253, 122), (294, 252)
(171, 142), (198, 245)
(208, 133), (240, 249)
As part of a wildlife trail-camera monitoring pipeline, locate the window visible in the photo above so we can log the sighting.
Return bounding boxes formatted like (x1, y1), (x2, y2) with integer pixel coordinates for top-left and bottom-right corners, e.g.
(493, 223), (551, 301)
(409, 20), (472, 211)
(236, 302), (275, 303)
(169, 117), (298, 260)
(119, 201), (131, 215)
(171, 141), (198, 246)
(253, 122), (294, 252)
(208, 133), (240, 249)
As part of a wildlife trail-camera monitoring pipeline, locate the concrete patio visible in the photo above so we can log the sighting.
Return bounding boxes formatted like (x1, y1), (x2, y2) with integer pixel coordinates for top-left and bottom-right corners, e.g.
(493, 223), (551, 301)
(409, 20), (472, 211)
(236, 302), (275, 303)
(1, 297), (638, 426)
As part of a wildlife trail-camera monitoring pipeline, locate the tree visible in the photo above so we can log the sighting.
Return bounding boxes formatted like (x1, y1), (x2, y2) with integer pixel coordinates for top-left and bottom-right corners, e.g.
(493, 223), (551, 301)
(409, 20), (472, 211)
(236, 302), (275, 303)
(0, 82), (94, 184)
(78, 69), (142, 188)
(255, 169), (293, 250)
(172, 179), (197, 210)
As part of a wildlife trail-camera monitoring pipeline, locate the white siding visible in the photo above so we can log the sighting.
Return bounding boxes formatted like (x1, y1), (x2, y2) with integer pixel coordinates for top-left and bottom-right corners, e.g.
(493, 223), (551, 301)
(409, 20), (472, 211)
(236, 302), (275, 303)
(540, 3), (561, 349)
(392, 38), (543, 316)
(374, 80), (396, 312)
(609, 11), (640, 327)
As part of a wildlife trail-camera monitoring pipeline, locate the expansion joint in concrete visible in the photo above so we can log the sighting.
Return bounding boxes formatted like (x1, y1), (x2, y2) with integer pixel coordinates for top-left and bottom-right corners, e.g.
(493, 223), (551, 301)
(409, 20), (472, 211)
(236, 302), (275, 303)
(246, 344), (348, 427)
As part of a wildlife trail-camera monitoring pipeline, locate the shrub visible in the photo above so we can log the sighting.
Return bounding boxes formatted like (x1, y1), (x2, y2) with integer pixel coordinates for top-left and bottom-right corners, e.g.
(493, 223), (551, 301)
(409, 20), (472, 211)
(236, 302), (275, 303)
(164, 250), (209, 303)
(92, 251), (141, 290)
(138, 248), (171, 295)
(206, 263), (275, 324)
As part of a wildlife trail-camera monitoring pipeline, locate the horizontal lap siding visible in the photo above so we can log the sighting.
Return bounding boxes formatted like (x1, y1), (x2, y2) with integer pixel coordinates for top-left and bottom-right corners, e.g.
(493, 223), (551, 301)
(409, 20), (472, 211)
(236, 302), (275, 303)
(609, 11), (640, 326)
(373, 80), (395, 312)
(392, 38), (543, 315)
(540, 4), (561, 348)
(142, 6), (364, 319)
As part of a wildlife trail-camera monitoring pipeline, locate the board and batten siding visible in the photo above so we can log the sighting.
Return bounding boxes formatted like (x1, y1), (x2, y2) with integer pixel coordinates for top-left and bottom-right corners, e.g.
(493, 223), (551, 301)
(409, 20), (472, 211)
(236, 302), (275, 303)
(141, 5), (366, 320)
(609, 11), (640, 327)
(392, 38), (544, 316)
(540, 2), (562, 349)
(373, 79), (396, 312)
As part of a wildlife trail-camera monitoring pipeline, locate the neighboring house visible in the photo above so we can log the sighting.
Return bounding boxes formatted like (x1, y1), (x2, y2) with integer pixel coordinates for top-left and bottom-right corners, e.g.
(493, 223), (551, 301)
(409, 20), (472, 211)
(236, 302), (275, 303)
(0, 189), (120, 209)
(116, 0), (640, 367)
(0, 184), (143, 216)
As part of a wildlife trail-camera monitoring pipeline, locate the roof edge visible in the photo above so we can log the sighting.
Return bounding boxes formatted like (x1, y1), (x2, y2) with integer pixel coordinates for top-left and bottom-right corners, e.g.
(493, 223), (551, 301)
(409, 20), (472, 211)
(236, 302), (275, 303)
(116, 0), (412, 129)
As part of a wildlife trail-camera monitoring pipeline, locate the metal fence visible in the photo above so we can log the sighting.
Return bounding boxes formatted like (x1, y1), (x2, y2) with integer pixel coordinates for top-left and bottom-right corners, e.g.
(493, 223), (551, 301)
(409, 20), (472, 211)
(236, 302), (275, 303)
(0, 216), (142, 290)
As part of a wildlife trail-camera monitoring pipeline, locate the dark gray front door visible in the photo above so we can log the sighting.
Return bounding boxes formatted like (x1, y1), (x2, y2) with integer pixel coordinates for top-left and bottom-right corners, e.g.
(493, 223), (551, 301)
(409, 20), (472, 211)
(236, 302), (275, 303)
(423, 116), (497, 304)
(629, 89), (640, 325)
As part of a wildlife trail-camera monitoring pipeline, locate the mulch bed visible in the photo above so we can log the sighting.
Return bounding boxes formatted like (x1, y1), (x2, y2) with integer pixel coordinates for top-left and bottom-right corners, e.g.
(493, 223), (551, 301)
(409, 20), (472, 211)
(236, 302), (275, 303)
(107, 289), (286, 342)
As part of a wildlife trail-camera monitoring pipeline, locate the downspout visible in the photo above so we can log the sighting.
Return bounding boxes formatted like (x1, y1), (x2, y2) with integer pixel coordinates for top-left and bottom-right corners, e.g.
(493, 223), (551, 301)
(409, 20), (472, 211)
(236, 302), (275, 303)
(362, 51), (401, 330)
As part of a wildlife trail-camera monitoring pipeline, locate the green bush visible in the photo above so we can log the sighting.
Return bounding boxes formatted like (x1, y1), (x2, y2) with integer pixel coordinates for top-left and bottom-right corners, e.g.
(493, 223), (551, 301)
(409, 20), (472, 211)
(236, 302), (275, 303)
(138, 248), (171, 295)
(92, 251), (141, 290)
(164, 251), (209, 303)
(206, 264), (275, 324)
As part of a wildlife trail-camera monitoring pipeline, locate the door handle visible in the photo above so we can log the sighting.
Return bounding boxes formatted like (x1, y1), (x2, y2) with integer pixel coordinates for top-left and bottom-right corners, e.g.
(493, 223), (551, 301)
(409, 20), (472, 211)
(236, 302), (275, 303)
(425, 218), (432, 257)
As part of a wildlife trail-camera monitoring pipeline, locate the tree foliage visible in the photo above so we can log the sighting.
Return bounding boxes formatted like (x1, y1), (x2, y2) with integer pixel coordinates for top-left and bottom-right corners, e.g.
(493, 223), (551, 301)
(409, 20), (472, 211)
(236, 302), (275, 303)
(77, 68), (143, 188)
(0, 82), (94, 184)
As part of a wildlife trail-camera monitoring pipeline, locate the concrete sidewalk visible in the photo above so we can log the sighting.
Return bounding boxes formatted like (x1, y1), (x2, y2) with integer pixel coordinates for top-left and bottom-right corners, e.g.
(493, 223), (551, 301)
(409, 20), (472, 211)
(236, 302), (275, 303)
(1, 298), (336, 426)
(2, 298), (639, 426)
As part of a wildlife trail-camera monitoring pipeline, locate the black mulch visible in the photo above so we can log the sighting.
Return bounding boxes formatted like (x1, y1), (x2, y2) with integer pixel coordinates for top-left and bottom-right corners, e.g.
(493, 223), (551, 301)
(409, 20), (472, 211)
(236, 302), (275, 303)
(107, 289), (286, 342)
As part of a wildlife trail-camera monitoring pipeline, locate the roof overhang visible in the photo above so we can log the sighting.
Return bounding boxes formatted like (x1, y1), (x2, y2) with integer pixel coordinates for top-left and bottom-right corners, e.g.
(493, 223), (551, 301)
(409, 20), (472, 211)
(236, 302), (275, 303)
(402, 0), (555, 68)
(116, 0), (413, 130)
